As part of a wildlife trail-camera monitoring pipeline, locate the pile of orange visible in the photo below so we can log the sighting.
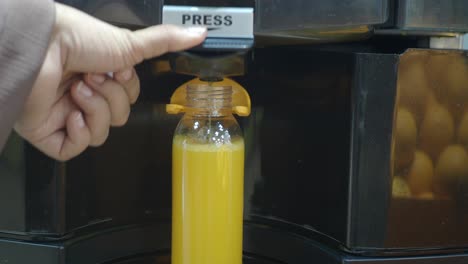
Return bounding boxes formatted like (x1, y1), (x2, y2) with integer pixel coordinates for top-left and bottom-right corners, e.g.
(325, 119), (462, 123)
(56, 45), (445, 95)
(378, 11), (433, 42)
(393, 51), (468, 200)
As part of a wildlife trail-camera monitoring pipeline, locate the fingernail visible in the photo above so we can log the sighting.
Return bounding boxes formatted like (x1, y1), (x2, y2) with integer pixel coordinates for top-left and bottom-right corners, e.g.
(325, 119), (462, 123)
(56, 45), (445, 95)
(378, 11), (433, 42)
(77, 82), (93, 97)
(120, 69), (132, 81)
(90, 74), (105, 84)
(184, 27), (207, 37)
(76, 112), (85, 128)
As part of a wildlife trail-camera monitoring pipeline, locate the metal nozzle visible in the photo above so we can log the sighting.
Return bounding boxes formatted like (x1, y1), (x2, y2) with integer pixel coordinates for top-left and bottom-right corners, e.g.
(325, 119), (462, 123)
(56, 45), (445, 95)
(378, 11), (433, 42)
(169, 52), (247, 81)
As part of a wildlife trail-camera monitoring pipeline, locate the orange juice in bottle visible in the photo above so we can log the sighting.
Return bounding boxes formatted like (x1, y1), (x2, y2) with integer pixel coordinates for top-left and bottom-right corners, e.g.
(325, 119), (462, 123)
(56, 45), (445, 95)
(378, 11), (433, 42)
(167, 80), (250, 264)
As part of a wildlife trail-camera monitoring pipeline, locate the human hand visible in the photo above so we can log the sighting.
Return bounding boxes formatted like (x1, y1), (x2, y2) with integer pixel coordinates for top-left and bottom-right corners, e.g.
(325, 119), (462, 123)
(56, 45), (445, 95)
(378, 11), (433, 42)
(14, 3), (206, 161)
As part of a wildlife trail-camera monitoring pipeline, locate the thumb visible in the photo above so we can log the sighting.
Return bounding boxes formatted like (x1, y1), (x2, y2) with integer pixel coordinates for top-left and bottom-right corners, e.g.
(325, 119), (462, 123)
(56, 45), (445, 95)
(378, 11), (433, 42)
(56, 3), (207, 72)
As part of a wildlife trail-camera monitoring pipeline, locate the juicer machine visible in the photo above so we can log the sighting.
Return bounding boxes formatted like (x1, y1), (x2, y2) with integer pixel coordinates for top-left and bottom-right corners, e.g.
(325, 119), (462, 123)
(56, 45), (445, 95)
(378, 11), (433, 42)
(0, 0), (468, 263)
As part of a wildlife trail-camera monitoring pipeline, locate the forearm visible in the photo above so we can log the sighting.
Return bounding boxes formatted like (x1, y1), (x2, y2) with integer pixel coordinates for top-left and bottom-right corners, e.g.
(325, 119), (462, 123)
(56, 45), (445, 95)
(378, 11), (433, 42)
(0, 0), (55, 151)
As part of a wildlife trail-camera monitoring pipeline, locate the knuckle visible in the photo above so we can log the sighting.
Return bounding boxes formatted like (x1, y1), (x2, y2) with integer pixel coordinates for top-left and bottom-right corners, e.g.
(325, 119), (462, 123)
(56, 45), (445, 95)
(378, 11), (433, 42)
(56, 153), (70, 162)
(113, 111), (130, 127)
(58, 148), (77, 162)
(89, 118), (111, 147)
(130, 90), (140, 104)
(161, 25), (174, 52)
(90, 129), (109, 147)
(129, 76), (140, 103)
(124, 30), (145, 64)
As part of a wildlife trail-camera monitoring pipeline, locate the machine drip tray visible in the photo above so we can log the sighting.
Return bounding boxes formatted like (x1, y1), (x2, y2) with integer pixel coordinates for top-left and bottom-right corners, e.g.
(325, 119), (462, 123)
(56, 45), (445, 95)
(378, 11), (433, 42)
(113, 253), (282, 264)
(2, 222), (468, 263)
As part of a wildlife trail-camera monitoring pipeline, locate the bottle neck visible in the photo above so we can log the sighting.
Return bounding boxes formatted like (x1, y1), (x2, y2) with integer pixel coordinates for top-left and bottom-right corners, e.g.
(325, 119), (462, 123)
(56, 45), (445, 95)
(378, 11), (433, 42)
(185, 84), (233, 117)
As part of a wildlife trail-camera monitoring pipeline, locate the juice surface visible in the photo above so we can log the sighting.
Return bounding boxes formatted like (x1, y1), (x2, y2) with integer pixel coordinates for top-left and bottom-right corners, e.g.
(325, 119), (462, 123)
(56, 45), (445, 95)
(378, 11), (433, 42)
(172, 136), (244, 264)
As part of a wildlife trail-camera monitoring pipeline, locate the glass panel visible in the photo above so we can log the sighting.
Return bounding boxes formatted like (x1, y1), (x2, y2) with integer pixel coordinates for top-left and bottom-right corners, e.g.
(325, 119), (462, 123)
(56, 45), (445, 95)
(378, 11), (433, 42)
(389, 49), (468, 248)
(397, 0), (468, 32)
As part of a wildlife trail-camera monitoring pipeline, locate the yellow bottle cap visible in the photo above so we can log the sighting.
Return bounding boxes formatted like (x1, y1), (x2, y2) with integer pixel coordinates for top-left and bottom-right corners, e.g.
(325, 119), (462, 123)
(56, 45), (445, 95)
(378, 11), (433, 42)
(166, 78), (251, 116)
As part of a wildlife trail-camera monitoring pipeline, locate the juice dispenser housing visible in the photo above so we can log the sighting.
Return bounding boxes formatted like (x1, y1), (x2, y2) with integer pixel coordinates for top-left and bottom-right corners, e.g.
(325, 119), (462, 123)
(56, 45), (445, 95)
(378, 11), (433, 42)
(0, 0), (390, 239)
(2, 0), (468, 263)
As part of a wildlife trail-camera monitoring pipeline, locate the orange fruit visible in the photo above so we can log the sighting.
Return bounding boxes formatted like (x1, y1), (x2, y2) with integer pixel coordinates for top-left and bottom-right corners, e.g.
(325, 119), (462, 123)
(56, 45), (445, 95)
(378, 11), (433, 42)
(419, 103), (454, 160)
(394, 108), (417, 171)
(435, 145), (468, 193)
(406, 151), (434, 195)
(398, 59), (430, 122)
(392, 176), (411, 198)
